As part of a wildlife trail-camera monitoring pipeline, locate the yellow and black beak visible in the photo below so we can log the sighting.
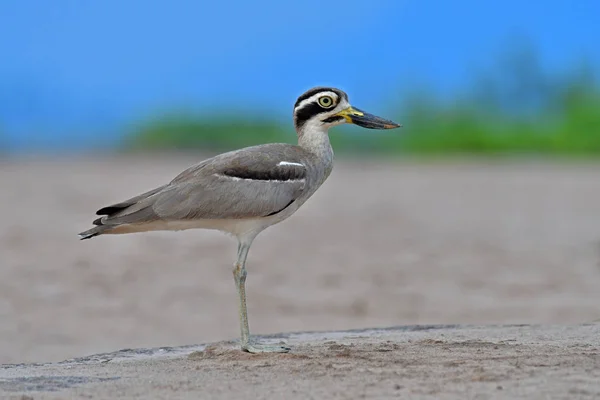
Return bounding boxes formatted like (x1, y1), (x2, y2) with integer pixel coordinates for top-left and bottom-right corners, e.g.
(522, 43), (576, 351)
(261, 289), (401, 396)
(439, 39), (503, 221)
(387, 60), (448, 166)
(335, 106), (401, 129)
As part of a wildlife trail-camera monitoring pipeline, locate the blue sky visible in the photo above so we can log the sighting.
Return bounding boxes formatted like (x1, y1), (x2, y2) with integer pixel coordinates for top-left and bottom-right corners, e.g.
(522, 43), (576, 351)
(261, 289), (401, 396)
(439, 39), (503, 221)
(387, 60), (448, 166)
(1, 0), (599, 150)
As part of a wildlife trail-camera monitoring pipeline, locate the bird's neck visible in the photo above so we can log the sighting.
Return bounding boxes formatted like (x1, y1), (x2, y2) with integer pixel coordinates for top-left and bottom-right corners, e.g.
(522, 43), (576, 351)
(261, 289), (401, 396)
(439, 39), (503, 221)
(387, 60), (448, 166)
(297, 123), (334, 163)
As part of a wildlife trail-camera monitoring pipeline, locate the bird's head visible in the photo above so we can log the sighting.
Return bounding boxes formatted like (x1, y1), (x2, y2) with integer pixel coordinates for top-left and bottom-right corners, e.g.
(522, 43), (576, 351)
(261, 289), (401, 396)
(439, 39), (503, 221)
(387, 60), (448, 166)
(293, 87), (401, 134)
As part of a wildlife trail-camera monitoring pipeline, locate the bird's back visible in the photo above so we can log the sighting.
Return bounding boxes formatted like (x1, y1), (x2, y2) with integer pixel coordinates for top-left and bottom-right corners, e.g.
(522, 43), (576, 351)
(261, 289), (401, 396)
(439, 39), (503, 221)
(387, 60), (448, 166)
(78, 142), (332, 239)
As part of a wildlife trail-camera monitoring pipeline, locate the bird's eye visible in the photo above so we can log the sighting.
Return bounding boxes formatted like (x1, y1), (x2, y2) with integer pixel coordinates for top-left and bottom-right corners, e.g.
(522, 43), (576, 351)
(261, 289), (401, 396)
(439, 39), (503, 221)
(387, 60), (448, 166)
(318, 96), (335, 108)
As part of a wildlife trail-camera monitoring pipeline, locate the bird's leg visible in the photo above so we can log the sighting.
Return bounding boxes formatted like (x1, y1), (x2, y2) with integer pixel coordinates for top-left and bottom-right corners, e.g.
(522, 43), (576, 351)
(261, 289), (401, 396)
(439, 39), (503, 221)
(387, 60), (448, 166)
(233, 239), (290, 354)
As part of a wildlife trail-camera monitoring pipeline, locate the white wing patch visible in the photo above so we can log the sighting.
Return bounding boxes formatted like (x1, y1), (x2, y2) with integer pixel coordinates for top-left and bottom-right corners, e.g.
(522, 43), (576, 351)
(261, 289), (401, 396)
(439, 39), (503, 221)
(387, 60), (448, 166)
(214, 173), (305, 183)
(220, 175), (242, 181)
(278, 161), (305, 167)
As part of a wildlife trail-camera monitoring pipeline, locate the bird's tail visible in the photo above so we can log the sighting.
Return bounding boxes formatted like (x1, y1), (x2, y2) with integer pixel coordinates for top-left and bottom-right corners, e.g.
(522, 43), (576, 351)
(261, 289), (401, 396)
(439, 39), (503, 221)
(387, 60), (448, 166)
(78, 224), (112, 240)
(79, 184), (166, 241)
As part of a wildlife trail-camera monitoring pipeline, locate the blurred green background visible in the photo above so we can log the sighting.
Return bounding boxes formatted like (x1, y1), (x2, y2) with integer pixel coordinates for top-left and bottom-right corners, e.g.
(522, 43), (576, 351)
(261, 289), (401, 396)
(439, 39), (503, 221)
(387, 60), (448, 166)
(128, 45), (600, 157)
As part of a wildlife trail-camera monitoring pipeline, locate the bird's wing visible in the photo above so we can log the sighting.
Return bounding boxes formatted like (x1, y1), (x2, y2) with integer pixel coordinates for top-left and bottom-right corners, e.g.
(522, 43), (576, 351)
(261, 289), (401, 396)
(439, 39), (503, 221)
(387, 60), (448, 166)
(95, 144), (311, 226)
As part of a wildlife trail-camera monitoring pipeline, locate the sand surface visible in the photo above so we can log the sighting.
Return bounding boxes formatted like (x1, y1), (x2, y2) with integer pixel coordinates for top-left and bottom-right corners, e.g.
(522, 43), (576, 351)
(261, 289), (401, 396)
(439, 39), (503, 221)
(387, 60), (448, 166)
(1, 324), (599, 399)
(1, 155), (600, 397)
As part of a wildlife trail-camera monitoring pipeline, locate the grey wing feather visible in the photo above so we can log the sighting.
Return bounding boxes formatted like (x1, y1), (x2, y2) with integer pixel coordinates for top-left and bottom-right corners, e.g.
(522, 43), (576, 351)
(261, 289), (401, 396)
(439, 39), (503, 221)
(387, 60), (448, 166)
(94, 144), (310, 227)
(153, 175), (304, 220)
(154, 144), (309, 219)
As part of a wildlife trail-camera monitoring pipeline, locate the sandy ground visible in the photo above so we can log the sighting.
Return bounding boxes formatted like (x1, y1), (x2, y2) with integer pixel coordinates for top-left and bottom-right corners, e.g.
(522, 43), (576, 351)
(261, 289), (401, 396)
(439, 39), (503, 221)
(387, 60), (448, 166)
(1, 155), (600, 397)
(1, 324), (599, 399)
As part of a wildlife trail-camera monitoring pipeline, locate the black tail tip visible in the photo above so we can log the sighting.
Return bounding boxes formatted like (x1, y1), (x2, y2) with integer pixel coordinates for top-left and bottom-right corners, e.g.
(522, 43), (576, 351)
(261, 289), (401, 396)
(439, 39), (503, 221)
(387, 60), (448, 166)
(78, 232), (98, 240)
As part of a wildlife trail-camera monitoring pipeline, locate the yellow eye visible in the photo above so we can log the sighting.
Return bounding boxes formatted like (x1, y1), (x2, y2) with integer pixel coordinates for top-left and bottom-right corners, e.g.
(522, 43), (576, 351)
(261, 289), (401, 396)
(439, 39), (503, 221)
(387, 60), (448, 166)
(318, 96), (335, 108)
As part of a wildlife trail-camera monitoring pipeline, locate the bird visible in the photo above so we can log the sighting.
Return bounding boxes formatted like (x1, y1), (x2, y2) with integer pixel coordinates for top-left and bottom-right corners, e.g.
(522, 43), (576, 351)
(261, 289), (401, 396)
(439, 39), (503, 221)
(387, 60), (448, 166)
(79, 86), (401, 353)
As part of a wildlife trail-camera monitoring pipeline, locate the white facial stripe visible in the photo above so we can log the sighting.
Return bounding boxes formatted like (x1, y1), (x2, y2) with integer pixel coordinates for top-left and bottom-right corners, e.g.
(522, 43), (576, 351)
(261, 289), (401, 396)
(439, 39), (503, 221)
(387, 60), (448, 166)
(294, 91), (339, 111)
(278, 161), (304, 167)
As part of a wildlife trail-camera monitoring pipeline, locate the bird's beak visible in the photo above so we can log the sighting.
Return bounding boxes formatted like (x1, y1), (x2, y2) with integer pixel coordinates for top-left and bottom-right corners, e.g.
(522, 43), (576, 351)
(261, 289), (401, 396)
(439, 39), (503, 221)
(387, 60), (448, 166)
(334, 106), (402, 129)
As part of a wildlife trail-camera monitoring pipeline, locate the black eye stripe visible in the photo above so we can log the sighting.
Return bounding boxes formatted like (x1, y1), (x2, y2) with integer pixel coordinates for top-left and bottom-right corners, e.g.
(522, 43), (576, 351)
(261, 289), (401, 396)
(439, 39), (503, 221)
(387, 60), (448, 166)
(294, 102), (330, 130)
(322, 116), (345, 124)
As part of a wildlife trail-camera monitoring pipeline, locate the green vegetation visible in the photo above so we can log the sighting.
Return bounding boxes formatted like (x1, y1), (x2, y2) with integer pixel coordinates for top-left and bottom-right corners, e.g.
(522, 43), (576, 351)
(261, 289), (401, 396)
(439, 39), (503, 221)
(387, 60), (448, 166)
(128, 46), (600, 157)
(125, 116), (292, 151)
(125, 113), (412, 154)
(395, 47), (600, 156)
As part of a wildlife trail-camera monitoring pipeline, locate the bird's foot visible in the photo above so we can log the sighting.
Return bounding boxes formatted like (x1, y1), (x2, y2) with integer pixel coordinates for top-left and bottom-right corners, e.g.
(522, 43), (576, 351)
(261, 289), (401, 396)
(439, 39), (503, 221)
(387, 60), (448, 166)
(242, 342), (290, 354)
